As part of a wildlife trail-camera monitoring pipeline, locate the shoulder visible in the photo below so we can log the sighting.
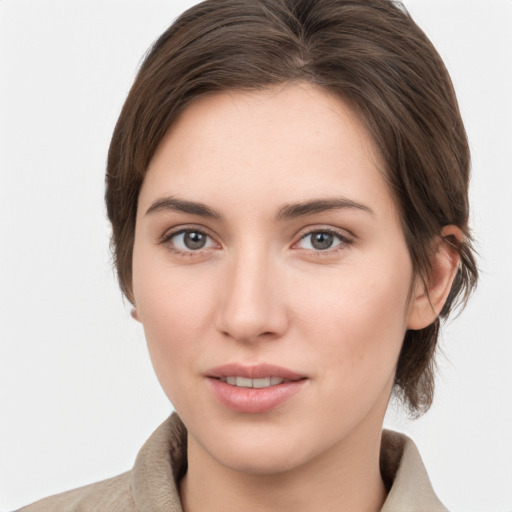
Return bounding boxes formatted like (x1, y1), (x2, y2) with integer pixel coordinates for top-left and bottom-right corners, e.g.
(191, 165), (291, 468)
(16, 414), (187, 512)
(17, 471), (135, 512)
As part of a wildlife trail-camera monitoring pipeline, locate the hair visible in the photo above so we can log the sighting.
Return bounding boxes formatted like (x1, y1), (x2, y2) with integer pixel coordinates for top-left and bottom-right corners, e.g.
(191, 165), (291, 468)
(106, 0), (478, 416)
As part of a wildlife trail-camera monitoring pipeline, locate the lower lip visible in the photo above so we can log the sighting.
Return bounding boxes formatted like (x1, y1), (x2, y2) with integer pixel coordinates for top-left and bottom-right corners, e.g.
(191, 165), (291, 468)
(207, 378), (307, 413)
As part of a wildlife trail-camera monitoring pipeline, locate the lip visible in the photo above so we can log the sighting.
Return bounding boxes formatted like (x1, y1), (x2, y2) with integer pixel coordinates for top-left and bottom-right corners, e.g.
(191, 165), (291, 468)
(206, 363), (305, 381)
(205, 363), (308, 414)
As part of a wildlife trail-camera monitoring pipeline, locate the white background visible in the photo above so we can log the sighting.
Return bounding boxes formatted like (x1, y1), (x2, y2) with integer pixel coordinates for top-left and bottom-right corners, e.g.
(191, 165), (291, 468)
(0, 1), (511, 510)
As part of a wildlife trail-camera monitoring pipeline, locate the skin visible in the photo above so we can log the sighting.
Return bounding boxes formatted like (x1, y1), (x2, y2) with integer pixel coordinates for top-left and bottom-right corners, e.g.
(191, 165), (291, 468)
(132, 83), (459, 512)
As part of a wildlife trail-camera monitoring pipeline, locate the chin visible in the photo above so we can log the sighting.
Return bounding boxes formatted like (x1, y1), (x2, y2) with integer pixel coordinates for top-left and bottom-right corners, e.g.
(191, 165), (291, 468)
(214, 439), (310, 475)
(188, 413), (323, 476)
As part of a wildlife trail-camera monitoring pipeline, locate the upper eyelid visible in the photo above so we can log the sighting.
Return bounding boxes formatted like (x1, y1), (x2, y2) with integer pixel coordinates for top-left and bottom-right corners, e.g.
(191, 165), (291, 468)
(160, 228), (221, 256)
(292, 227), (356, 255)
(159, 224), (218, 243)
(158, 224), (354, 249)
(295, 225), (354, 242)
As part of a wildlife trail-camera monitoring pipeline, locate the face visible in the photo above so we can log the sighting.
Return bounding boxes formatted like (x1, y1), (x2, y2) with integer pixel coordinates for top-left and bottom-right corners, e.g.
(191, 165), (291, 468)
(132, 83), (421, 475)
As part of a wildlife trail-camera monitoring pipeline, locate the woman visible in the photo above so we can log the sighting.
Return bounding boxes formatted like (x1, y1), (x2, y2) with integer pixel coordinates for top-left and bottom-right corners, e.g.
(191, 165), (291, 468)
(16, 0), (479, 510)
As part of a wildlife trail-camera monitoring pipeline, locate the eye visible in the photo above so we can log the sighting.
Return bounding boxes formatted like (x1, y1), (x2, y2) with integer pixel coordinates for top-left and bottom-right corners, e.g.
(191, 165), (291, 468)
(164, 229), (217, 252)
(296, 229), (351, 252)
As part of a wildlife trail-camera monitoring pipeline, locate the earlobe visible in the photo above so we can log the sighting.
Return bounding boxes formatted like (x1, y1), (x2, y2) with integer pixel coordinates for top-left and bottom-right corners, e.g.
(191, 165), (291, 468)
(131, 307), (141, 322)
(407, 226), (461, 331)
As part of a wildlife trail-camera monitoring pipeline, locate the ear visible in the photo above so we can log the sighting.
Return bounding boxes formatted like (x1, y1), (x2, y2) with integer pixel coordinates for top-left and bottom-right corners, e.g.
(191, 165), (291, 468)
(131, 307), (141, 322)
(407, 226), (461, 330)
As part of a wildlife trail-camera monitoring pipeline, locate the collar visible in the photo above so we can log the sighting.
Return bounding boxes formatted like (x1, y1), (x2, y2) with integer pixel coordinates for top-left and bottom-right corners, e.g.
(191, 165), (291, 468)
(380, 428), (448, 511)
(131, 414), (448, 511)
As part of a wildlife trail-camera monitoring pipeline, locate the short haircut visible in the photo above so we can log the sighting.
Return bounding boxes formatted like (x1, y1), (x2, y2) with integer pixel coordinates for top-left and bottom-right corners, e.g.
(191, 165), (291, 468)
(106, 0), (478, 416)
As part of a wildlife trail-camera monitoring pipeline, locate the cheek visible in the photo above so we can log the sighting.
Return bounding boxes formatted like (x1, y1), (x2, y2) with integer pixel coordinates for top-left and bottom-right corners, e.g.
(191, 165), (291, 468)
(296, 259), (412, 382)
(132, 249), (218, 391)
(134, 237), (216, 324)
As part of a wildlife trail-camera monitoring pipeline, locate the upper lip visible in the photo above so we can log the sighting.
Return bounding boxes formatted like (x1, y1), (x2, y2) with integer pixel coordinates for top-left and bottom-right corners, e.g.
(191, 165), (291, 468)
(206, 363), (306, 381)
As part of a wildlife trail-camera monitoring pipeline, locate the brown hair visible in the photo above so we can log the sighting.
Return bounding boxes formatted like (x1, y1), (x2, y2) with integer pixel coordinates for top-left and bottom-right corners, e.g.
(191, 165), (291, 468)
(106, 0), (478, 415)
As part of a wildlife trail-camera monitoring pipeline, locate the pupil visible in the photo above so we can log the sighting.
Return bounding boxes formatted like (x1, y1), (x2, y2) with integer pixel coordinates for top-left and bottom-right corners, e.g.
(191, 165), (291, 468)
(184, 232), (206, 250)
(312, 232), (333, 250)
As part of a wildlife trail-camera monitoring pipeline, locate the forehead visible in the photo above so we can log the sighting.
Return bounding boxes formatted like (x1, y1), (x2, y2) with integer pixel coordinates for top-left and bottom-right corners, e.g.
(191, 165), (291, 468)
(139, 83), (393, 218)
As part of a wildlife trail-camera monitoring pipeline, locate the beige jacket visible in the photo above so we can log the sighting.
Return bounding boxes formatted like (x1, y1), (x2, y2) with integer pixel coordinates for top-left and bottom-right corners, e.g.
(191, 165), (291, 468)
(19, 414), (448, 512)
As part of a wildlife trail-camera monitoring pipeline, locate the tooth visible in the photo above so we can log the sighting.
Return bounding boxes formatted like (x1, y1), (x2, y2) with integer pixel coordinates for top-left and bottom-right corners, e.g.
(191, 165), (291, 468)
(252, 377), (271, 388)
(236, 376), (253, 388)
(223, 376), (287, 388)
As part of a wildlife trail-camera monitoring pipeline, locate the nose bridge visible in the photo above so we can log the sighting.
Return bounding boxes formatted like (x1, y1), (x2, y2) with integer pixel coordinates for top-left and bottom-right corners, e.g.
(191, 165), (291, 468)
(216, 243), (287, 343)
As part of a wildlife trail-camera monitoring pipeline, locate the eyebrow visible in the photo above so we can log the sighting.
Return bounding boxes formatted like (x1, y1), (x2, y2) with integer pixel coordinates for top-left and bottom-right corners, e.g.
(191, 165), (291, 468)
(145, 195), (373, 220)
(145, 196), (223, 219)
(276, 197), (373, 220)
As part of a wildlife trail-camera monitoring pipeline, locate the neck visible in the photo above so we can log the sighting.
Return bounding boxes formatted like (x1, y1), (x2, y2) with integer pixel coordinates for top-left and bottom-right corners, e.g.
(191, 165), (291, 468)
(180, 425), (387, 512)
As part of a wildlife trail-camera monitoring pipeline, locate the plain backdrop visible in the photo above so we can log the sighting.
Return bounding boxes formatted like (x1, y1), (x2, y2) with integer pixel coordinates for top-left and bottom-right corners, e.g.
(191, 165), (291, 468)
(1, 1), (511, 511)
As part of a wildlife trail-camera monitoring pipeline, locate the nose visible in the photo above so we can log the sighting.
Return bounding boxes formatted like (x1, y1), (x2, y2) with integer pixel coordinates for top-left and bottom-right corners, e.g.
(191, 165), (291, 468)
(215, 248), (289, 344)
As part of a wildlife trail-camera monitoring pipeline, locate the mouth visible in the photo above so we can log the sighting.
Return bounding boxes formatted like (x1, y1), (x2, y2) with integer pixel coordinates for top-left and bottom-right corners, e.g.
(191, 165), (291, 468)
(206, 363), (308, 413)
(217, 376), (292, 388)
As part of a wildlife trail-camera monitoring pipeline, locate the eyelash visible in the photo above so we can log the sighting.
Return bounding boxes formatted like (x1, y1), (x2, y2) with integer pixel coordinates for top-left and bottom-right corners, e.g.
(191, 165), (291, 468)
(159, 226), (354, 257)
(160, 227), (219, 257)
(294, 227), (354, 255)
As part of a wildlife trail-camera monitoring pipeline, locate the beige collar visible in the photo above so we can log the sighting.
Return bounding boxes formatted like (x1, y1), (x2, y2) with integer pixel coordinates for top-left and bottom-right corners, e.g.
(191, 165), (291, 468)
(380, 428), (448, 511)
(131, 414), (448, 512)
